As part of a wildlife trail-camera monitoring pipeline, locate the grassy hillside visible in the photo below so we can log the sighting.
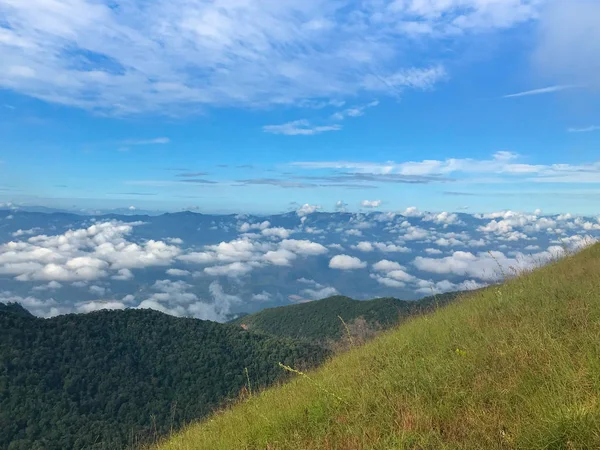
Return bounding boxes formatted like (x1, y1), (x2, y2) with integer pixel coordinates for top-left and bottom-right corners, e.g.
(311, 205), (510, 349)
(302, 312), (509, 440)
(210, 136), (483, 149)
(232, 293), (460, 344)
(157, 244), (600, 450)
(0, 307), (329, 450)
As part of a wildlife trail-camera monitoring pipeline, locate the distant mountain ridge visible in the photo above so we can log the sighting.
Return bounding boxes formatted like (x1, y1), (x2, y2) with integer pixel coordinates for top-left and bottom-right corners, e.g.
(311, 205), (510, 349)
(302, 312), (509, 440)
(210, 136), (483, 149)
(232, 292), (461, 344)
(0, 304), (329, 450)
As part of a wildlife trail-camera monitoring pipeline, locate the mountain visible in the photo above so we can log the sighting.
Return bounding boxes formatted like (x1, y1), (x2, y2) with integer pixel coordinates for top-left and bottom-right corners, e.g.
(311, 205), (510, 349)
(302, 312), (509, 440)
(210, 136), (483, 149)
(158, 244), (600, 449)
(0, 306), (329, 450)
(232, 292), (461, 344)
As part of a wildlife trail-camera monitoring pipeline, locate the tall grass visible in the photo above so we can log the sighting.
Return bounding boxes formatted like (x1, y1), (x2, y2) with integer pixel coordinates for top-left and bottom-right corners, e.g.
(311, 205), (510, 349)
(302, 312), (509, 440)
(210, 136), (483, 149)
(156, 244), (600, 449)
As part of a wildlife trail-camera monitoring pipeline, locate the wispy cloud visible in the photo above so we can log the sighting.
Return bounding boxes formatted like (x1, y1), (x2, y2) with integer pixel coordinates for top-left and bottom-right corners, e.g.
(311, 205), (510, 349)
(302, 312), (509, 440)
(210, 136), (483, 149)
(292, 152), (600, 184)
(176, 172), (210, 177)
(123, 137), (171, 145)
(178, 179), (218, 184)
(0, 0), (541, 114)
(568, 125), (600, 133)
(263, 120), (342, 136)
(503, 85), (578, 98)
(331, 100), (379, 121)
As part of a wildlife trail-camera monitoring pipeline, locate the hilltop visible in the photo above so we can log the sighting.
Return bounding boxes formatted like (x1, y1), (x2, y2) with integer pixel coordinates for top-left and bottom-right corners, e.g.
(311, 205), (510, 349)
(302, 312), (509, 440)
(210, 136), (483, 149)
(232, 292), (460, 344)
(0, 306), (329, 450)
(158, 244), (600, 449)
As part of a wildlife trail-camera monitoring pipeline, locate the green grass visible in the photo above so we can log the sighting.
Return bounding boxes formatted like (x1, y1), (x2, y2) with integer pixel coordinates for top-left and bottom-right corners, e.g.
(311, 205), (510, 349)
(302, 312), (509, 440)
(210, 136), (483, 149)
(156, 244), (600, 450)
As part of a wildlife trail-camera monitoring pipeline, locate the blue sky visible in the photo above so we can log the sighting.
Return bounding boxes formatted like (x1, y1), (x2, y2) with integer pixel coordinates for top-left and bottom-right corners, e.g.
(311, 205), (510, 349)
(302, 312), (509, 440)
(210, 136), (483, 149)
(1, 0), (599, 214)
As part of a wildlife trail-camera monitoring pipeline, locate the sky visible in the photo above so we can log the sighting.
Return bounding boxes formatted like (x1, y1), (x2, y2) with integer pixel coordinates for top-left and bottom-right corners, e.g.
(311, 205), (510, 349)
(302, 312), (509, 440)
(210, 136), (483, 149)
(1, 0), (600, 215)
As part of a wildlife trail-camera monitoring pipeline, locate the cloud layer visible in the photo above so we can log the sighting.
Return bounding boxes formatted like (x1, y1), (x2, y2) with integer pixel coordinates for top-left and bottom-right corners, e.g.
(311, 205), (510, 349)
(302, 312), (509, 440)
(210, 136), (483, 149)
(0, 0), (542, 113)
(1, 207), (598, 320)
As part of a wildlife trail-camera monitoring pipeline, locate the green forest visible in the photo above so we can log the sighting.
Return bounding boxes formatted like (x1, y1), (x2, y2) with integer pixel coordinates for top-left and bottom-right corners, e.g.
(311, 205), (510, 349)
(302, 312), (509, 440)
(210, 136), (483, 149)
(233, 292), (460, 344)
(0, 303), (329, 450)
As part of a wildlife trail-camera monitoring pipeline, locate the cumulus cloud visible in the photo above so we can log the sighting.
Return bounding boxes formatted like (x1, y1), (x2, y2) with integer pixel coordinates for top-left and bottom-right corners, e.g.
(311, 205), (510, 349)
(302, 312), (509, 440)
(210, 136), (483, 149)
(166, 268), (191, 277)
(12, 228), (42, 237)
(297, 204), (321, 217)
(263, 249), (297, 266)
(335, 200), (348, 212)
(204, 262), (255, 277)
(423, 211), (461, 226)
(239, 221), (270, 232)
(0, 221), (181, 282)
(261, 227), (292, 239)
(279, 239), (328, 255)
(411, 241), (597, 282)
(354, 241), (374, 252)
(413, 279), (486, 295)
(300, 285), (339, 300)
(0, 291), (62, 317)
(77, 300), (126, 313)
(373, 260), (405, 272)
(329, 254), (367, 270)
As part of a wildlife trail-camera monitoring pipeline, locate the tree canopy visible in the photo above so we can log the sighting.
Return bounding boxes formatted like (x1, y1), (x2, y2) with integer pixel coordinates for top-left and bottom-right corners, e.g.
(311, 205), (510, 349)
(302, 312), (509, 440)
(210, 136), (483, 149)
(0, 304), (329, 449)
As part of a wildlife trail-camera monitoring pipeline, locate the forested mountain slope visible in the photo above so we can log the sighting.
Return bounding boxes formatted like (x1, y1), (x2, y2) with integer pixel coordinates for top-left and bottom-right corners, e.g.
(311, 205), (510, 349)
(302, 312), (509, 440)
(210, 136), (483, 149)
(0, 307), (329, 450)
(232, 292), (460, 343)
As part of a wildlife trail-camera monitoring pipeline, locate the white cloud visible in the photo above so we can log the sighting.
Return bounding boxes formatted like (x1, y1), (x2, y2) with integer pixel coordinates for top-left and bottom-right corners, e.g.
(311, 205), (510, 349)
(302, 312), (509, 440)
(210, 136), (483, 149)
(503, 85), (578, 98)
(89, 285), (107, 296)
(401, 226), (431, 241)
(112, 268), (133, 280)
(12, 228), (42, 237)
(435, 237), (462, 247)
(370, 274), (406, 288)
(354, 241), (374, 252)
(261, 227), (292, 239)
(0, 221), (180, 282)
(0, 291), (62, 317)
(423, 211), (460, 226)
(331, 100), (379, 121)
(0, 0), (541, 114)
(292, 152), (600, 184)
(361, 200), (382, 208)
(297, 204), (321, 217)
(373, 259), (405, 272)
(402, 207), (423, 217)
(263, 120), (342, 136)
(77, 300), (126, 313)
(123, 137), (170, 145)
(280, 239), (328, 255)
(414, 279), (486, 295)
(568, 126), (600, 133)
(329, 254), (367, 270)
(335, 200), (348, 212)
(263, 249), (297, 266)
(204, 262), (255, 277)
(300, 285), (339, 300)
(345, 229), (363, 237)
(354, 241), (410, 253)
(411, 242), (597, 282)
(252, 291), (271, 302)
(166, 268), (191, 277)
(32, 280), (63, 291)
(240, 221), (271, 232)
